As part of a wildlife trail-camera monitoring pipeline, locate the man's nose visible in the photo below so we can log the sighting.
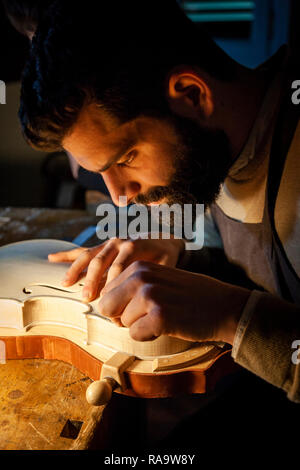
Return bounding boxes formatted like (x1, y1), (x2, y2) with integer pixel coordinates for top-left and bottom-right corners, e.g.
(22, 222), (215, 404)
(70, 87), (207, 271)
(102, 172), (141, 206)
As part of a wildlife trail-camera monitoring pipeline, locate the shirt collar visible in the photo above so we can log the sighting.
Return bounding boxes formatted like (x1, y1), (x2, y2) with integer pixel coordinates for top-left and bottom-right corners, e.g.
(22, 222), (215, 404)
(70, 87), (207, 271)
(228, 47), (288, 181)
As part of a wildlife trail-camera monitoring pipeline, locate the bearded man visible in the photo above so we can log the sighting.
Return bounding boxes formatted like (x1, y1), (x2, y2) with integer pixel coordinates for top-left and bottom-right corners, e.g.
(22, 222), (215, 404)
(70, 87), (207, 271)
(18, 0), (300, 447)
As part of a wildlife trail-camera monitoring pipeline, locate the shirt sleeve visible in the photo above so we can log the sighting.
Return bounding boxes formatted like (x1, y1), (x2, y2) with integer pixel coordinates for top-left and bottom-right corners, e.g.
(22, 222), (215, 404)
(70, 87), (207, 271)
(231, 289), (300, 403)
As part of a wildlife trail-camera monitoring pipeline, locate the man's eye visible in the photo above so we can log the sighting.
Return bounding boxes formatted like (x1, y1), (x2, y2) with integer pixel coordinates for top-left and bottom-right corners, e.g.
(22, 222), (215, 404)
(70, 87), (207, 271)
(117, 151), (136, 167)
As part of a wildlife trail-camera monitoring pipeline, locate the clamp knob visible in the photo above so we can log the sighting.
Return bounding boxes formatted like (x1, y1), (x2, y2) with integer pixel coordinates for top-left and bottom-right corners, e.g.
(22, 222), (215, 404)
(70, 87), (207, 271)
(86, 377), (118, 406)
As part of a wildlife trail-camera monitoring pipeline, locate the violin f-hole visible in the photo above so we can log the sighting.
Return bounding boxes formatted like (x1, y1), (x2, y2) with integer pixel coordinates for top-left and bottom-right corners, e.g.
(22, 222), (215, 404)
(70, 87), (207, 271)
(23, 283), (84, 295)
(23, 288), (32, 295)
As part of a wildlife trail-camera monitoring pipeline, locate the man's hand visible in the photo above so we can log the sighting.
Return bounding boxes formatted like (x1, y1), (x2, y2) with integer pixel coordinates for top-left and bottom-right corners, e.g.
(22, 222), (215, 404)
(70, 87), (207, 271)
(98, 261), (251, 345)
(48, 237), (185, 302)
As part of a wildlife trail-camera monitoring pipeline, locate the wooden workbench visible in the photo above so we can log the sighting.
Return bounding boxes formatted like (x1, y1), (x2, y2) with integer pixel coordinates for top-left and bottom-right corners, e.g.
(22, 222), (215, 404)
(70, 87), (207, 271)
(0, 359), (111, 450)
(0, 207), (99, 246)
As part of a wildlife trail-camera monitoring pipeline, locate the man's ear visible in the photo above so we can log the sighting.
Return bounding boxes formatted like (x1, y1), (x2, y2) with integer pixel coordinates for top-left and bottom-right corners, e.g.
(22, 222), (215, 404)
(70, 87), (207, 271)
(166, 69), (214, 120)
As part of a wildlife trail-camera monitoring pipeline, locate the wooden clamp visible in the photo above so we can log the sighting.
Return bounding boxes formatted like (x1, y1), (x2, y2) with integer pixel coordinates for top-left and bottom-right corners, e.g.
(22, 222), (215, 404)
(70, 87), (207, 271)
(86, 352), (135, 406)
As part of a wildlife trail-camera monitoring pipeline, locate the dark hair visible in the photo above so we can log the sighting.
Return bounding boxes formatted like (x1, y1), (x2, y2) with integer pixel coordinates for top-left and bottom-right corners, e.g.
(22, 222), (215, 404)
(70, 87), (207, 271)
(20, 0), (238, 152)
(2, 0), (53, 35)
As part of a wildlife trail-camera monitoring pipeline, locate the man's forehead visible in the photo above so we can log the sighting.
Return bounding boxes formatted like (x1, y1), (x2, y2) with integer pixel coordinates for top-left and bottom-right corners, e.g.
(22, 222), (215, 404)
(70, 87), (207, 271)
(63, 103), (119, 153)
(62, 103), (137, 172)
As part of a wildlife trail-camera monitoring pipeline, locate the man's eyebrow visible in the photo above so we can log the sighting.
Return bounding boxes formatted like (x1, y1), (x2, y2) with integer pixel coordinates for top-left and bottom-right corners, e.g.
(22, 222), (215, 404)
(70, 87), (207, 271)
(94, 140), (135, 173)
(94, 151), (126, 173)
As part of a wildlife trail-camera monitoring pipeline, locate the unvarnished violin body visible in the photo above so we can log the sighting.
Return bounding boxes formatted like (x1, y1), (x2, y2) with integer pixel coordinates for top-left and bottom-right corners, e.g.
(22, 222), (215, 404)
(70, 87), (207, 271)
(0, 240), (237, 404)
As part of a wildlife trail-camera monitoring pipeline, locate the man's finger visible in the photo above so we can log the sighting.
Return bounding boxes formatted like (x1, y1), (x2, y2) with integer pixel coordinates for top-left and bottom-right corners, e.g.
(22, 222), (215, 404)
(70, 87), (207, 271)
(101, 261), (153, 297)
(120, 294), (148, 328)
(111, 318), (124, 327)
(105, 248), (139, 286)
(62, 245), (104, 286)
(157, 253), (178, 267)
(82, 243), (119, 301)
(48, 247), (86, 263)
(129, 308), (165, 341)
(98, 276), (139, 319)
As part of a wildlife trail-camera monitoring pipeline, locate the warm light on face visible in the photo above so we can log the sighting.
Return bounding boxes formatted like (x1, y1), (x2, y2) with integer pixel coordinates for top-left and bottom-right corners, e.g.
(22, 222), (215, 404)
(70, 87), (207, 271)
(63, 99), (232, 208)
(63, 104), (179, 206)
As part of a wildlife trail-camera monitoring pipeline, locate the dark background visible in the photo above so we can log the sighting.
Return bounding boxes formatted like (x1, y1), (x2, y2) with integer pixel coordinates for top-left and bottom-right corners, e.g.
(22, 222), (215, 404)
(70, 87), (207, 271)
(0, 3), (28, 83)
(0, 0), (299, 208)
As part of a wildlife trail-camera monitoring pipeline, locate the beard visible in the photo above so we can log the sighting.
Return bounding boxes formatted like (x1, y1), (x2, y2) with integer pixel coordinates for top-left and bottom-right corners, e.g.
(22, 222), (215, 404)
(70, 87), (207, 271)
(134, 112), (233, 210)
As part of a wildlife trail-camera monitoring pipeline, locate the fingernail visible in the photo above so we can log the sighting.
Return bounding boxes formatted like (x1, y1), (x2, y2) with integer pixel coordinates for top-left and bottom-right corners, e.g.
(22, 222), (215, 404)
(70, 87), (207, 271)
(83, 290), (92, 302)
(62, 277), (70, 287)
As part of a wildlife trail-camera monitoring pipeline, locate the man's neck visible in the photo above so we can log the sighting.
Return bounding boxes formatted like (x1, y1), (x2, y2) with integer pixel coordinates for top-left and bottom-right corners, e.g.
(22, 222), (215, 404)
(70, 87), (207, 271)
(212, 65), (271, 162)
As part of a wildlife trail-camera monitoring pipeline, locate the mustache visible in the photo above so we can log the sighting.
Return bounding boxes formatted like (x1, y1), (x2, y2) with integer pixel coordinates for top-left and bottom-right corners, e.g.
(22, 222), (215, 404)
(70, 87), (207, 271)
(133, 185), (200, 229)
(134, 186), (175, 205)
(134, 184), (197, 206)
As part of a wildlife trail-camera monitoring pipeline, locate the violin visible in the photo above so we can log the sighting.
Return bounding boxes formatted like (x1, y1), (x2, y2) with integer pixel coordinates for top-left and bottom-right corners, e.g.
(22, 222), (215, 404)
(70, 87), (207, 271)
(0, 240), (237, 406)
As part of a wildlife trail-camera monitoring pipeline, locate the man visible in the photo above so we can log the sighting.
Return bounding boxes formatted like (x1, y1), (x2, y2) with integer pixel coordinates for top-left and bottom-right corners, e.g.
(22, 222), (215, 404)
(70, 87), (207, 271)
(19, 0), (300, 414)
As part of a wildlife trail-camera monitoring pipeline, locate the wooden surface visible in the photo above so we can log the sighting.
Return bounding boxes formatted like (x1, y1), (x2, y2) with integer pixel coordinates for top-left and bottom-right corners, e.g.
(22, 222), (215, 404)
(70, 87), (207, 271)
(0, 207), (99, 247)
(0, 359), (109, 450)
(0, 207), (108, 450)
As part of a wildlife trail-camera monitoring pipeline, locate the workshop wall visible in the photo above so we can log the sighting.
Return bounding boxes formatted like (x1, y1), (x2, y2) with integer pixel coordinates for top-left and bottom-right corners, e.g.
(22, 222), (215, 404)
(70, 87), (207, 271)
(0, 82), (48, 207)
